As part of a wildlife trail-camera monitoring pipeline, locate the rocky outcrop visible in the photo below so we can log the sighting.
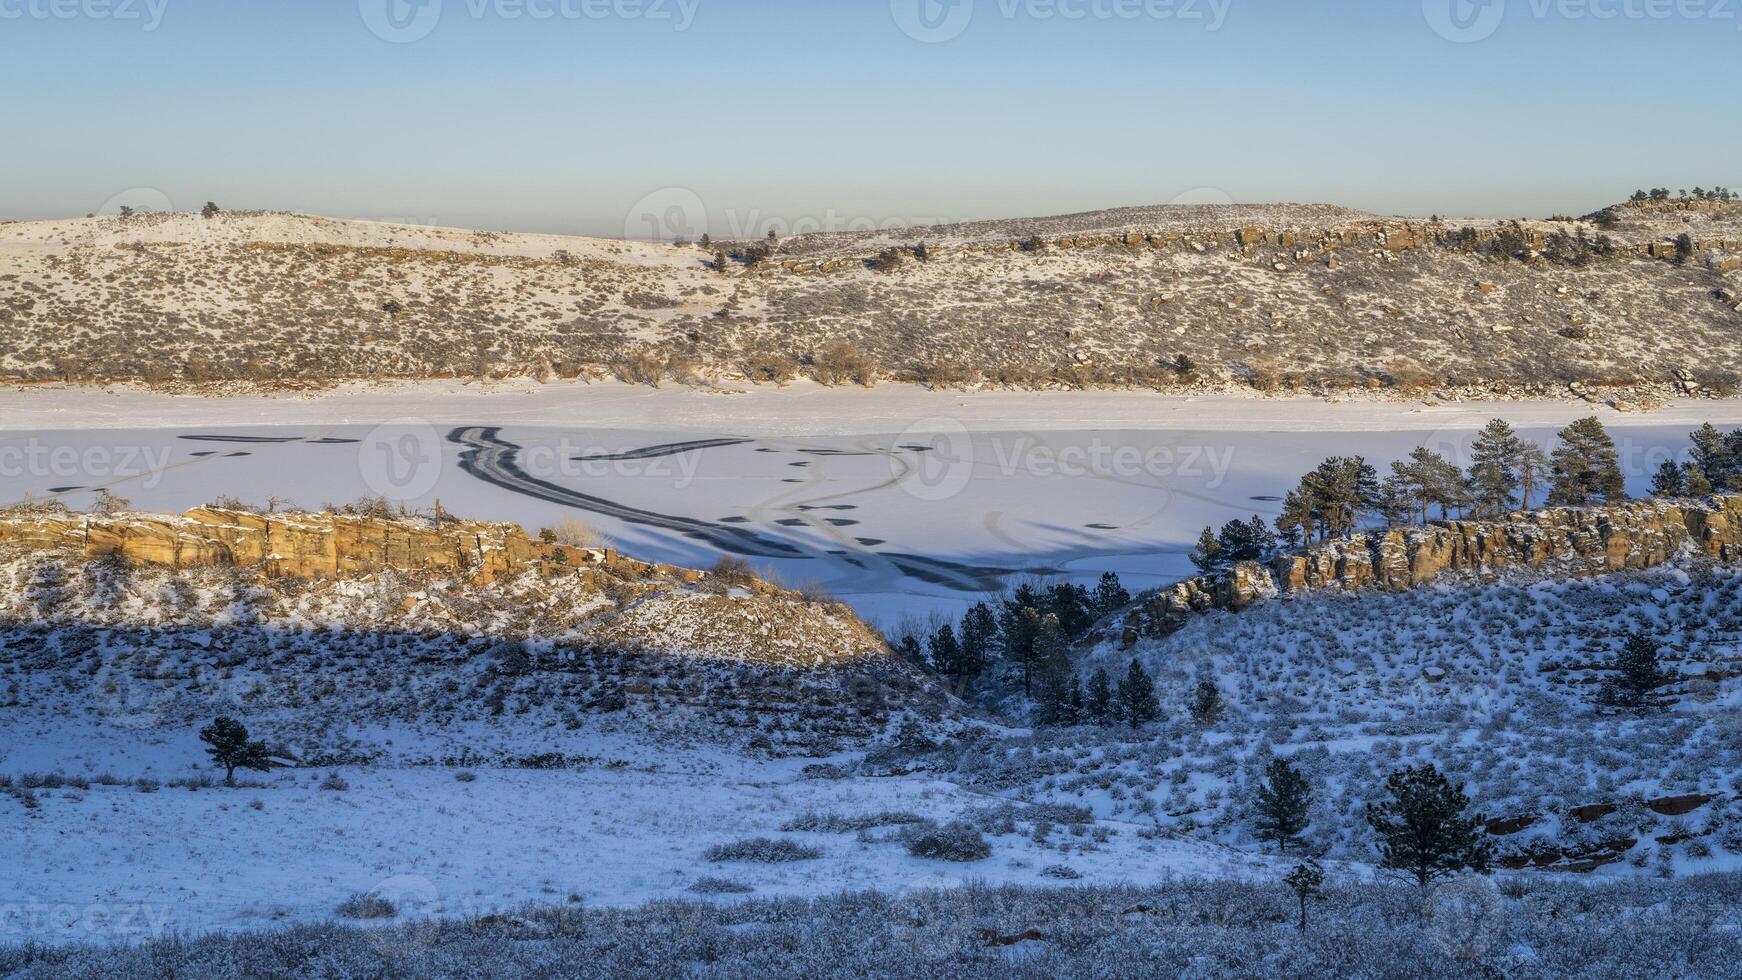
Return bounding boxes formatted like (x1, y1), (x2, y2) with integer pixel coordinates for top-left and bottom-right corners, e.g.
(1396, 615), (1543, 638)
(1130, 496), (1742, 639)
(0, 508), (690, 586)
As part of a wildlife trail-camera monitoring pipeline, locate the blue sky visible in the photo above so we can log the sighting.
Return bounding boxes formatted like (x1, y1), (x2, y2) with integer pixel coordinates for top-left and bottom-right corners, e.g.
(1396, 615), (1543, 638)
(3, 0), (1738, 235)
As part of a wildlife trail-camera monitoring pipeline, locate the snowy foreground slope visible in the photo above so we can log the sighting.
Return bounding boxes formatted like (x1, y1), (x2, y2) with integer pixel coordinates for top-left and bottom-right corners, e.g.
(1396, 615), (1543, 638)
(4, 513), (1742, 973)
(904, 558), (1742, 876)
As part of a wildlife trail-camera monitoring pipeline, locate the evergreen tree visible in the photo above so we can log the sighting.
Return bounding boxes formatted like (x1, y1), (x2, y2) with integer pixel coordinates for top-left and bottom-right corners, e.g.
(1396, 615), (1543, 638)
(1683, 462), (1715, 497)
(1689, 423), (1739, 490)
(1189, 680), (1225, 725)
(998, 586), (1045, 696)
(1254, 757), (1313, 853)
(1548, 417), (1627, 506)
(199, 717), (273, 786)
(1046, 583), (1095, 639)
(1597, 630), (1667, 709)
(1189, 526), (1223, 572)
(1033, 614), (1073, 723)
(1086, 667), (1115, 724)
(958, 602), (998, 685)
(1065, 673), (1084, 726)
(1283, 861), (1326, 933)
(1216, 516), (1277, 562)
(927, 623), (961, 681)
(895, 633), (924, 665)
(1651, 459), (1687, 498)
(200, 201), (221, 218)
(1116, 660), (1159, 727)
(1289, 456), (1382, 541)
(1365, 765), (1493, 901)
(1091, 572), (1130, 617)
(1388, 447), (1467, 524)
(1467, 419), (1526, 516)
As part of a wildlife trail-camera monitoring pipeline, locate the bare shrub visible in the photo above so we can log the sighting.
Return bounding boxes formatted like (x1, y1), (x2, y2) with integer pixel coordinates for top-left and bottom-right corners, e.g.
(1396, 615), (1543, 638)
(916, 362), (978, 390)
(688, 877), (754, 894)
(868, 247), (907, 273)
(710, 556), (756, 588)
(614, 350), (666, 388)
(552, 518), (607, 549)
(1379, 358), (1439, 393)
(335, 891), (398, 920)
(742, 353), (801, 385)
(703, 837), (821, 863)
(901, 821), (991, 861)
(664, 353), (702, 386)
(811, 341), (878, 387)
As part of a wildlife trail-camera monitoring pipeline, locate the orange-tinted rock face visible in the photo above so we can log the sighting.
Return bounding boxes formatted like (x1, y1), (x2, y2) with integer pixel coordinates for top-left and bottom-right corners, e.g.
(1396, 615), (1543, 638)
(0, 509), (619, 584)
(1130, 496), (1742, 638)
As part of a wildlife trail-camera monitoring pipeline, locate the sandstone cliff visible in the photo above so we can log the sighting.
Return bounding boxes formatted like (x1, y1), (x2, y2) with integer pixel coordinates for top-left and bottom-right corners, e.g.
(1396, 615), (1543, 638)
(1128, 495), (1742, 641)
(0, 507), (673, 587)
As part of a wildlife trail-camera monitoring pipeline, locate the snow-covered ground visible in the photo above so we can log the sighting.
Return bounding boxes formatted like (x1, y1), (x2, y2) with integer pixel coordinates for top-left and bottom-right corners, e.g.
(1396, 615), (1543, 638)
(4, 382), (1736, 625)
(2, 739), (1277, 946)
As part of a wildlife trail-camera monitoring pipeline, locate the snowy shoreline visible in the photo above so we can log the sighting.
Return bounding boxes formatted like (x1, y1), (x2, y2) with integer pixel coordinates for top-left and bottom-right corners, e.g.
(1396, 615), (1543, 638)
(6, 379), (1742, 435)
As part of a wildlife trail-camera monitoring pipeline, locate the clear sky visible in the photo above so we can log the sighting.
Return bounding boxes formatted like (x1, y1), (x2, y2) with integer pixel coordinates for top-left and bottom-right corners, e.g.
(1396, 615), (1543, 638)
(3, 0), (1738, 236)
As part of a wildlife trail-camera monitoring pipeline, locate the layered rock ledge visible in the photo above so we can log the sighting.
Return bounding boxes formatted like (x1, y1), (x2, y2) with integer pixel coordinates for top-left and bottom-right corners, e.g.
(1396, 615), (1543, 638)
(1130, 495), (1742, 640)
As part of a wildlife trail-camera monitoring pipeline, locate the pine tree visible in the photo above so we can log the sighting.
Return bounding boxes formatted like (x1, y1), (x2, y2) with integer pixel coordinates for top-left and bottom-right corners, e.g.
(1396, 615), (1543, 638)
(1190, 526), (1223, 572)
(927, 623), (961, 681)
(1683, 462), (1715, 498)
(958, 602), (998, 686)
(1086, 667), (1115, 724)
(1283, 861), (1326, 932)
(1548, 417), (1627, 506)
(1651, 459), (1687, 498)
(1065, 673), (1084, 726)
(1116, 660), (1159, 728)
(199, 717), (273, 786)
(1254, 757), (1312, 853)
(1467, 419), (1526, 516)
(1689, 423), (1739, 490)
(1033, 614), (1072, 723)
(1597, 630), (1667, 709)
(200, 201), (221, 219)
(895, 633), (924, 665)
(1091, 572), (1130, 617)
(998, 587), (1045, 696)
(1189, 680), (1225, 725)
(1046, 583), (1094, 639)
(1365, 765), (1492, 902)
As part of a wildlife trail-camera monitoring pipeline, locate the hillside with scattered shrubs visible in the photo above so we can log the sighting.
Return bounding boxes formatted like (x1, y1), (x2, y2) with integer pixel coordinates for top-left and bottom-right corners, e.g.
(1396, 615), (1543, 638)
(5, 195), (1742, 397)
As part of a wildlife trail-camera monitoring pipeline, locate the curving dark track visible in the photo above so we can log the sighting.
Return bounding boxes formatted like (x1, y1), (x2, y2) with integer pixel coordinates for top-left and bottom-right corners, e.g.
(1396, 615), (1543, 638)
(572, 438), (750, 462)
(448, 426), (804, 559)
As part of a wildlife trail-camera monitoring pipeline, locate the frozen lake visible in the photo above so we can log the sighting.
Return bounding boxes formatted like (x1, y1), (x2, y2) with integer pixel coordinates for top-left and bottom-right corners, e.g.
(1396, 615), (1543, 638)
(3, 382), (1735, 626)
